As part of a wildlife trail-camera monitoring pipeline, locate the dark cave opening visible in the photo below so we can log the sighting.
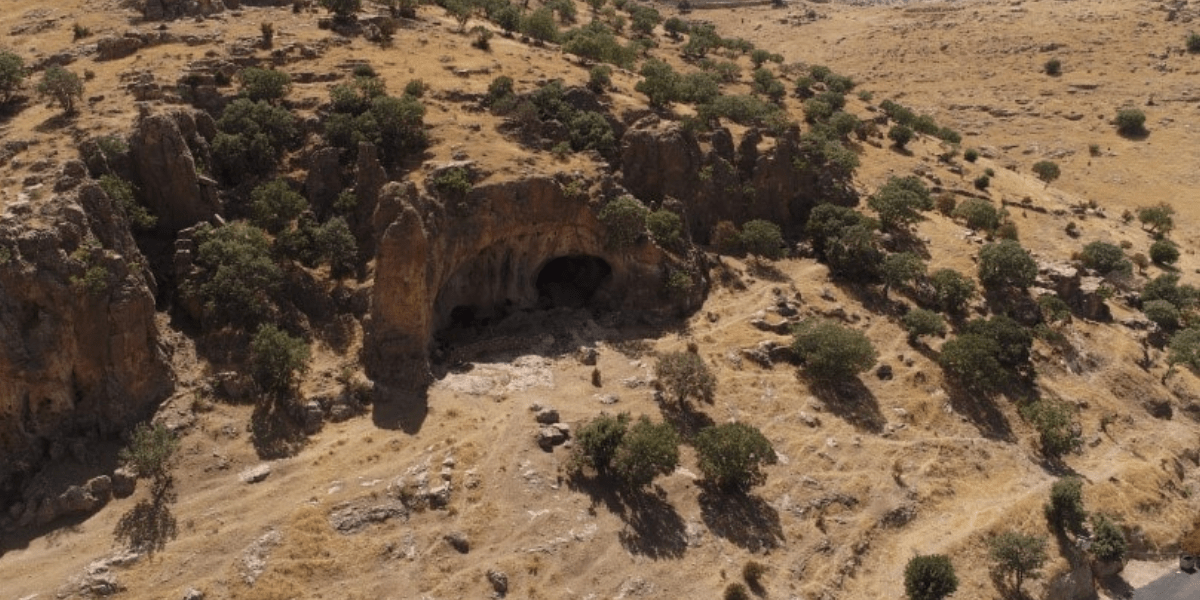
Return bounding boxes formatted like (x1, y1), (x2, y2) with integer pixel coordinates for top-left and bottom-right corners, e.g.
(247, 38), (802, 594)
(535, 255), (613, 309)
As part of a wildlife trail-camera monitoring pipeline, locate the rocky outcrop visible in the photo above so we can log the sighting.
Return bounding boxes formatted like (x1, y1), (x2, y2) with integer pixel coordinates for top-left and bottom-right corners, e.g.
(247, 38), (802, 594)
(129, 110), (220, 233)
(620, 119), (857, 243)
(1035, 261), (1112, 321)
(0, 170), (173, 494)
(366, 174), (704, 387)
(143, 0), (226, 21)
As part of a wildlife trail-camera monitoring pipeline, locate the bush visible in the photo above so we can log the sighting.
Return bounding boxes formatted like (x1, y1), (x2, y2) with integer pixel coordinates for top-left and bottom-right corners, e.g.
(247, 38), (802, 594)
(1044, 477), (1087, 535)
(888, 124), (914, 149)
(929, 268), (976, 314)
(805, 204), (873, 256)
(492, 2), (521, 33)
(629, 6), (661, 37)
(1116, 108), (1147, 136)
(939, 334), (1006, 391)
(99, 175), (156, 231)
(1150, 239), (1180, 266)
(723, 583), (750, 600)
(963, 148), (979, 162)
(742, 561), (767, 590)
(370, 94), (428, 162)
(562, 21), (637, 68)
(119, 422), (179, 483)
(186, 223), (282, 327)
(320, 0), (362, 17)
(1090, 514), (1127, 562)
(432, 166), (473, 200)
(740, 219), (783, 261)
(570, 412), (629, 476)
(250, 324), (310, 394)
(587, 65), (612, 94)
(610, 416), (680, 489)
(1032, 160), (1060, 186)
(935, 193), (957, 215)
(213, 99), (297, 181)
(902, 309), (946, 344)
(1137, 202), (1175, 234)
(1168, 327), (1200, 370)
(663, 16), (689, 39)
(882, 252), (926, 296)
(978, 240), (1037, 290)
(599, 196), (649, 248)
(751, 68), (786, 103)
(973, 174), (991, 191)
(963, 315), (1032, 367)
(952, 199), (1002, 232)
(249, 179), (308, 233)
(988, 531), (1047, 593)
(1019, 399), (1081, 460)
(646, 209), (683, 251)
(1189, 31), (1200, 53)
(1143, 299), (1181, 330)
(1143, 273), (1198, 309)
(485, 75), (515, 106)
(869, 175), (933, 231)
(654, 350), (716, 407)
(1038, 294), (1072, 324)
(1044, 58), (1061, 76)
(635, 59), (680, 108)
(521, 7), (560, 42)
(1079, 241), (1130, 276)
(904, 554), (959, 600)
(37, 66), (83, 114)
(403, 78), (426, 97)
(314, 216), (358, 277)
(694, 422), (776, 492)
(0, 50), (24, 103)
(791, 318), (877, 384)
(239, 68), (291, 102)
(711, 220), (742, 254)
(699, 94), (782, 127)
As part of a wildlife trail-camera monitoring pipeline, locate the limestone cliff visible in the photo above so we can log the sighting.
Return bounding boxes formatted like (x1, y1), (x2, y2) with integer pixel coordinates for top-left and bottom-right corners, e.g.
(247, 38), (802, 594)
(0, 167), (173, 494)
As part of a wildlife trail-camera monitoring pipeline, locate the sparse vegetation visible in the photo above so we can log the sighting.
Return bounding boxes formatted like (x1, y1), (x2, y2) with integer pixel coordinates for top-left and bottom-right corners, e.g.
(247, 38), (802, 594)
(250, 323), (311, 395)
(1090, 514), (1127, 563)
(1044, 477), (1087, 535)
(99, 175), (156, 231)
(1115, 107), (1147, 137)
(953, 200), (998, 233)
(902, 308), (946, 344)
(654, 350), (716, 408)
(989, 531), (1047, 594)
(1020, 398), (1081, 460)
(963, 148), (979, 162)
(1043, 58), (1061, 76)
(646, 209), (684, 251)
(904, 554), (959, 600)
(888, 124), (914, 149)
(978, 240), (1037, 290)
(1031, 160), (1060, 186)
(694, 422), (776, 492)
(740, 219), (783, 261)
(1137, 203), (1175, 234)
(1189, 31), (1200, 53)
(1143, 299), (1181, 331)
(599, 196), (649, 248)
(0, 50), (25, 103)
(37, 66), (83, 114)
(119, 422), (179, 484)
(1150, 239), (1180, 266)
(791, 318), (878, 384)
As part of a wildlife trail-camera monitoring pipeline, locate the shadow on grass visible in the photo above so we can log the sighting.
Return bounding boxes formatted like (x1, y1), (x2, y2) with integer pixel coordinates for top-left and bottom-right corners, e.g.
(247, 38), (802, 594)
(371, 384), (428, 434)
(698, 485), (784, 553)
(945, 383), (1015, 442)
(746, 260), (790, 283)
(810, 378), (885, 434)
(1096, 573), (1136, 599)
(658, 403), (715, 442)
(34, 111), (76, 133)
(113, 478), (177, 556)
(568, 476), (687, 560)
(251, 399), (308, 460)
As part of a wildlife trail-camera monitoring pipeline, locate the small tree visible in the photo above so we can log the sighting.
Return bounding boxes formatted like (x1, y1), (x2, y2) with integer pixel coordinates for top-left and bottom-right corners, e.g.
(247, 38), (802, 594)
(654, 350), (716, 408)
(0, 50), (24, 103)
(569, 412), (630, 476)
(694, 422), (776, 492)
(988, 531), (1047, 594)
(1032, 160), (1060, 187)
(646, 209), (684, 252)
(978, 240), (1037, 290)
(1150, 238), (1180, 266)
(320, 0), (362, 18)
(740, 219), (783, 261)
(1189, 31), (1200, 53)
(599, 196), (649, 249)
(1019, 399), (1081, 460)
(1115, 108), (1147, 137)
(791, 319), (877, 384)
(250, 323), (311, 394)
(882, 252), (927, 298)
(520, 7), (560, 43)
(939, 334), (1006, 392)
(1090, 514), (1127, 563)
(1079, 241), (1130, 276)
(119, 422), (179, 485)
(610, 416), (680, 489)
(1168, 327), (1200, 371)
(1137, 203), (1175, 234)
(902, 309), (946, 344)
(635, 59), (681, 108)
(1044, 477), (1087, 535)
(869, 176), (934, 232)
(239, 67), (291, 103)
(904, 554), (959, 600)
(952, 198), (1002, 232)
(1143, 299), (1181, 331)
(249, 179), (308, 233)
(1044, 58), (1062, 76)
(929, 268), (976, 314)
(888, 124), (914, 149)
(37, 66), (83, 114)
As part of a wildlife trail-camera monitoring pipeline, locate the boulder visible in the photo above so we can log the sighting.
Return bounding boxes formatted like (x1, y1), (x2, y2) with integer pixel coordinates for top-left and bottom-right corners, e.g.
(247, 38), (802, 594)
(129, 111), (221, 232)
(536, 425), (569, 450)
(534, 407), (560, 424)
(239, 464), (272, 484)
(112, 468), (138, 498)
(96, 37), (143, 61)
(487, 569), (509, 596)
(444, 531), (470, 553)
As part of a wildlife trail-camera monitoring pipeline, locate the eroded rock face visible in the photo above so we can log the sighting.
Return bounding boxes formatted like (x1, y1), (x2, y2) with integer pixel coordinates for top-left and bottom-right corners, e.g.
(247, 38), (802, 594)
(0, 176), (173, 492)
(129, 110), (220, 233)
(366, 174), (703, 387)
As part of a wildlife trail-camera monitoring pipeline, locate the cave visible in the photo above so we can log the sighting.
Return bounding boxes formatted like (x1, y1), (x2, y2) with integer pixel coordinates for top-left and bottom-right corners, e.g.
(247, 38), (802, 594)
(535, 255), (612, 309)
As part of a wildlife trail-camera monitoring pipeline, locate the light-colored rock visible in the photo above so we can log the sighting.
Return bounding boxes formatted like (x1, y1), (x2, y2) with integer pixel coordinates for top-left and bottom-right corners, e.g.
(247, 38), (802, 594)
(239, 463), (272, 484)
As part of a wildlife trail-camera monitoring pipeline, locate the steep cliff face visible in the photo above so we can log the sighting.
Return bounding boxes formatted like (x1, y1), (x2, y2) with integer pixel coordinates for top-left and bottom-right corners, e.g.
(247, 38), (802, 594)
(620, 118), (858, 243)
(365, 173), (704, 387)
(129, 110), (221, 234)
(0, 168), (173, 493)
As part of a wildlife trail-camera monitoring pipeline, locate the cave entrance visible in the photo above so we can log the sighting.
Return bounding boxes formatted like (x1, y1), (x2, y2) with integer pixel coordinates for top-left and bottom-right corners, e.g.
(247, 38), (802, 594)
(535, 255), (612, 309)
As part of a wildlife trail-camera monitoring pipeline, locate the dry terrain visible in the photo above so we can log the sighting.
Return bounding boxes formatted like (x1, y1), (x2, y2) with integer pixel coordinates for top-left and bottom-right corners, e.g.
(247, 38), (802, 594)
(2, 0), (1200, 599)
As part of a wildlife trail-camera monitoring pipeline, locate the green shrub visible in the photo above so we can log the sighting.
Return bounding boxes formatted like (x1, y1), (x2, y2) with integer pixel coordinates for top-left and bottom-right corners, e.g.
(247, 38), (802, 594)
(694, 422), (776, 492)
(635, 59), (680, 108)
(963, 148), (979, 162)
(1020, 398), (1081, 459)
(315, 216), (357, 277)
(1090, 514), (1127, 562)
(1150, 239), (1180, 266)
(569, 412), (630, 476)
(869, 175), (933, 231)
(663, 17), (689, 39)
(37, 66), (83, 114)
(902, 309), (946, 344)
(320, 0), (362, 17)
(1137, 202), (1175, 234)
(239, 67), (291, 102)
(742, 561), (767, 590)
(712, 221), (741, 254)
(0, 50), (24, 103)
(562, 21), (637, 68)
(939, 334), (1007, 391)
(568, 110), (616, 155)
(1116, 108), (1147, 136)
(791, 318), (877, 384)
(119, 422), (179, 483)
(1044, 58), (1062, 76)
(962, 315), (1032, 367)
(805, 204), (873, 256)
(485, 75), (515, 107)
(646, 209), (683, 251)
(521, 7), (560, 42)
(99, 175), (156, 231)
(599, 196), (648, 248)
(611, 416), (680, 489)
(403, 78), (426, 97)
(1189, 31), (1200, 53)
(1032, 160), (1060, 186)
(629, 5), (661, 37)
(1143, 273), (1198, 308)
(654, 350), (716, 407)
(935, 193), (957, 215)
(888, 124), (914, 149)
(1168, 327), (1200, 370)
(824, 223), (882, 282)
(973, 175), (991, 191)
(587, 65), (612, 94)
(929, 268), (975, 314)
(740, 219), (783, 261)
(724, 583), (750, 600)
(213, 99), (297, 180)
(751, 68), (786, 103)
(1044, 477), (1087, 535)
(882, 252), (926, 296)
(988, 531), (1047, 593)
(492, 2), (521, 33)
(186, 223), (282, 327)
(1079, 240), (1130, 275)
(978, 240), (1037, 290)
(904, 554), (959, 600)
(1037, 294), (1072, 324)
(249, 179), (308, 233)
(250, 323), (310, 394)
(699, 94), (782, 127)
(432, 166), (472, 200)
(1143, 299), (1180, 330)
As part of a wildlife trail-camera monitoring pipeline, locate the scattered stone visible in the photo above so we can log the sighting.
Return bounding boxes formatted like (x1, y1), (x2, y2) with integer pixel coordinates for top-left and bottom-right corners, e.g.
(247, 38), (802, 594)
(329, 500), (409, 534)
(596, 393), (620, 405)
(240, 463), (272, 484)
(537, 424), (569, 450)
(300, 401), (324, 434)
(577, 346), (598, 365)
(240, 529), (281, 585)
(182, 588), (205, 600)
(444, 531), (470, 553)
(487, 569), (509, 596)
(534, 407), (560, 424)
(799, 412), (821, 427)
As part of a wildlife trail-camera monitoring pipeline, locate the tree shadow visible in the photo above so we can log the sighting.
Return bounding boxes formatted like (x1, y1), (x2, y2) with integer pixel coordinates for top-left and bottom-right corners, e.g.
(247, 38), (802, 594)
(34, 112), (76, 133)
(251, 400), (308, 460)
(1096, 573), (1135, 599)
(658, 404), (716, 442)
(945, 383), (1014, 442)
(371, 384), (428, 434)
(0, 96), (29, 124)
(810, 379), (885, 434)
(113, 478), (177, 556)
(568, 476), (687, 559)
(746, 261), (789, 283)
(698, 485), (784, 552)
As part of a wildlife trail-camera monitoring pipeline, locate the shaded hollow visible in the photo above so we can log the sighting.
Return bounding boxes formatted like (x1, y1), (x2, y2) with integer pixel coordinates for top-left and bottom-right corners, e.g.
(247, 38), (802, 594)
(536, 256), (612, 309)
